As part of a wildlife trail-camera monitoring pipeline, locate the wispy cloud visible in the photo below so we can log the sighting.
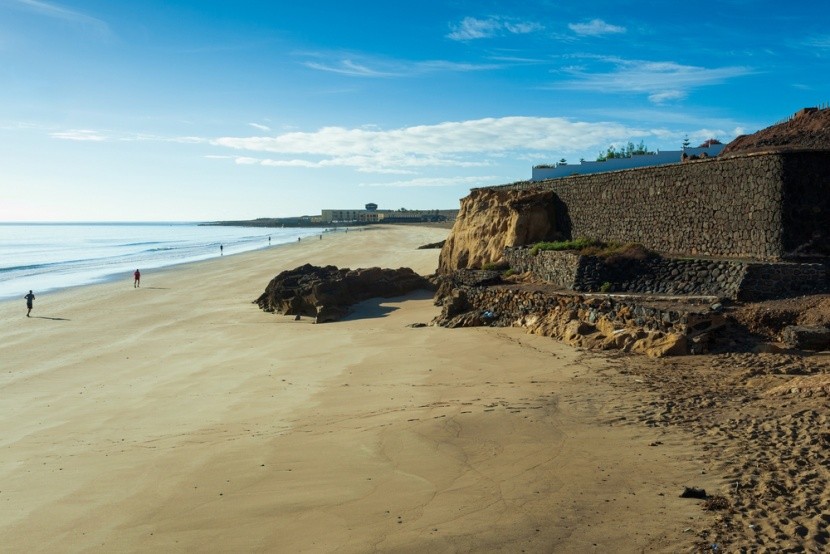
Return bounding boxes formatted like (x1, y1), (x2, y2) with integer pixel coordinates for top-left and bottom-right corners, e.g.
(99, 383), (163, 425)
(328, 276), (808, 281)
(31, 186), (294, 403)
(568, 19), (626, 37)
(447, 16), (543, 41)
(803, 34), (830, 50)
(50, 129), (108, 141)
(303, 53), (500, 77)
(648, 90), (686, 104)
(211, 117), (651, 173)
(557, 57), (753, 104)
(49, 128), (208, 144)
(11, 0), (110, 37)
(304, 59), (401, 77)
(359, 176), (500, 188)
(249, 123), (271, 132)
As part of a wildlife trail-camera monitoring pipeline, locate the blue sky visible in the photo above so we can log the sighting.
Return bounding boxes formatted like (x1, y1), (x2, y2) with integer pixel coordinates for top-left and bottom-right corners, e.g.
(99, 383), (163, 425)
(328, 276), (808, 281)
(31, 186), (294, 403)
(1, 0), (828, 222)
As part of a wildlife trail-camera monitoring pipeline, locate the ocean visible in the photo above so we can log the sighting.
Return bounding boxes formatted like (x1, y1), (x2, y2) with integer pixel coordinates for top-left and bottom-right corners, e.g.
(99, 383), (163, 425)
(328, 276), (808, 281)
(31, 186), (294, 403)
(0, 223), (322, 301)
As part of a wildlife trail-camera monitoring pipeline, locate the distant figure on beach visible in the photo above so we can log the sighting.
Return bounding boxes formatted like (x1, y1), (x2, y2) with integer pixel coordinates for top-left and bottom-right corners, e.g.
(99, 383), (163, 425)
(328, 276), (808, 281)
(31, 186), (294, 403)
(24, 290), (35, 317)
(220, 244), (224, 255)
(268, 236), (271, 245)
(319, 234), (322, 240)
(297, 237), (300, 242)
(134, 269), (141, 288)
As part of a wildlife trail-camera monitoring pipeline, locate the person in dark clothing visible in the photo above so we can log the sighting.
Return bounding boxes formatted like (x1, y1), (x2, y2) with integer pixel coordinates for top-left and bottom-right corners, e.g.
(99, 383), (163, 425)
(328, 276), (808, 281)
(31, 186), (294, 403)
(134, 269), (141, 288)
(24, 290), (35, 317)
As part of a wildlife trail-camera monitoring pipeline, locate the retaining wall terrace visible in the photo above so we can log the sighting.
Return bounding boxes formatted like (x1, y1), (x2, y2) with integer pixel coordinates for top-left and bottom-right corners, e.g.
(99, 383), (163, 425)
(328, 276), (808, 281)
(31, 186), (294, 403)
(490, 150), (830, 261)
(437, 282), (712, 335)
(502, 247), (828, 300)
(433, 278), (725, 355)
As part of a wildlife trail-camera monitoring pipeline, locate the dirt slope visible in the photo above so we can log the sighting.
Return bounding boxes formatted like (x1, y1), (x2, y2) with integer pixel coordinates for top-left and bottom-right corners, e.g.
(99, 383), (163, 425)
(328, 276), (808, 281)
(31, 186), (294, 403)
(721, 107), (830, 155)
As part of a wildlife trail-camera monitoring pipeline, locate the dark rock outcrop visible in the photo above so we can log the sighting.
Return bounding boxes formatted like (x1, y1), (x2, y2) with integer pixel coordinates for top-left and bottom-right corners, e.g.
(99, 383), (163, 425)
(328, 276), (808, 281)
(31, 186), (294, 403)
(417, 240), (446, 250)
(254, 264), (434, 323)
(780, 325), (830, 350)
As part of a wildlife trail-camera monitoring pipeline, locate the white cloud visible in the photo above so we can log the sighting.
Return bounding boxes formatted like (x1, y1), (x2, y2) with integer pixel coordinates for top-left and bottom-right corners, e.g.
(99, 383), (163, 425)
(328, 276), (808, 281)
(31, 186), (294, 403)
(234, 157), (260, 165)
(359, 176), (501, 188)
(558, 58), (753, 103)
(169, 136), (207, 144)
(249, 123), (271, 132)
(648, 90), (686, 104)
(448, 17), (501, 40)
(803, 35), (830, 49)
(568, 19), (626, 37)
(303, 53), (500, 77)
(447, 16), (542, 41)
(211, 116), (651, 173)
(304, 59), (401, 77)
(48, 128), (207, 144)
(50, 129), (107, 141)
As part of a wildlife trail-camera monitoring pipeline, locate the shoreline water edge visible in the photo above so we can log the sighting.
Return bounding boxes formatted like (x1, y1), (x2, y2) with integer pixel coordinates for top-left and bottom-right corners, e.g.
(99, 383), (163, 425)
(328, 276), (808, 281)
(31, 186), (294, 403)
(0, 222), (328, 302)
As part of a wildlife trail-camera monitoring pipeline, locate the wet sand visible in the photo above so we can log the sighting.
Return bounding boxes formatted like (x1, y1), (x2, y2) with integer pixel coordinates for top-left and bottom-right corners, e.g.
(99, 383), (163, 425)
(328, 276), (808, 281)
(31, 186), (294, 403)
(0, 225), (722, 552)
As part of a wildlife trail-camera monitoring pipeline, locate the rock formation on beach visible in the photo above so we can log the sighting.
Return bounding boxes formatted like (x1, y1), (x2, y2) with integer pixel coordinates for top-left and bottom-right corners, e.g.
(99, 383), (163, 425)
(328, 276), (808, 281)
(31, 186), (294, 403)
(437, 187), (558, 273)
(254, 264), (434, 323)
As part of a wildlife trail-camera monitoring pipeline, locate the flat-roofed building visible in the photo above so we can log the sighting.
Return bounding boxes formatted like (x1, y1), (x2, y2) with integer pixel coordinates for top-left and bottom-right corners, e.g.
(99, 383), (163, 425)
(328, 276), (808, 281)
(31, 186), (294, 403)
(320, 208), (393, 223)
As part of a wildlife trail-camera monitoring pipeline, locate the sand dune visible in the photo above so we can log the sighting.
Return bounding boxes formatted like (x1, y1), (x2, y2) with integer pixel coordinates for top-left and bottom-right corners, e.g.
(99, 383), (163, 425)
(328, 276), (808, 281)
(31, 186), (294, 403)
(1, 225), (725, 552)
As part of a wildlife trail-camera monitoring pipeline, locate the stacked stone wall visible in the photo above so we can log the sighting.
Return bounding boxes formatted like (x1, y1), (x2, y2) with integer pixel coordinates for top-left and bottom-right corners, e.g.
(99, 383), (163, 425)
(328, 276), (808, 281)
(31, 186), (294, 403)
(740, 263), (829, 300)
(490, 151), (830, 261)
(502, 249), (582, 288)
(781, 151), (830, 255)
(502, 247), (828, 300)
(443, 286), (699, 335)
(434, 283), (725, 355)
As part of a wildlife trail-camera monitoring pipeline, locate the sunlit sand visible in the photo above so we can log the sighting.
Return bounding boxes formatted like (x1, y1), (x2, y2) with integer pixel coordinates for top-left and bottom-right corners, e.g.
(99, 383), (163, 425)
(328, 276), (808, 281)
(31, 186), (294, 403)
(0, 225), (713, 552)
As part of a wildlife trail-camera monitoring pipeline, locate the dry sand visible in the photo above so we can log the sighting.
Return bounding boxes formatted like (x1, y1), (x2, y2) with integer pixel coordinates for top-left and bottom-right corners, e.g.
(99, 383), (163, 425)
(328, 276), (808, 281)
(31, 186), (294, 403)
(0, 225), (735, 553)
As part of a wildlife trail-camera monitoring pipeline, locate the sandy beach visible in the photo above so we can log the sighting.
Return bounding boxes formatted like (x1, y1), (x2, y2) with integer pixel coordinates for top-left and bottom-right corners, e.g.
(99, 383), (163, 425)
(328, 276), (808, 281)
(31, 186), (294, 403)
(0, 225), (751, 552)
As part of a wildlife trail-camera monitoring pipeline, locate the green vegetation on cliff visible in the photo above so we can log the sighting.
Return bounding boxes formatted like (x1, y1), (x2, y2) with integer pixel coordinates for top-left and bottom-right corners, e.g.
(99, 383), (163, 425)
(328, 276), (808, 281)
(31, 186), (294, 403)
(531, 239), (655, 262)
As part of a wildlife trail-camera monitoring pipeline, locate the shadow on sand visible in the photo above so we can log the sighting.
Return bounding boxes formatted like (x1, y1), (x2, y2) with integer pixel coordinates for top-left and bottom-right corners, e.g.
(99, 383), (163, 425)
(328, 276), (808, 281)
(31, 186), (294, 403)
(341, 289), (435, 321)
(32, 316), (71, 321)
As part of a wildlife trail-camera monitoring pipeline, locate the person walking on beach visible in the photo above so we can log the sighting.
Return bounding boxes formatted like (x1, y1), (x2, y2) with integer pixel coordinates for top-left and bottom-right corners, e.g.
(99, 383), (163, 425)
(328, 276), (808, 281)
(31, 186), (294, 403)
(134, 269), (141, 288)
(220, 244), (223, 255)
(24, 290), (35, 317)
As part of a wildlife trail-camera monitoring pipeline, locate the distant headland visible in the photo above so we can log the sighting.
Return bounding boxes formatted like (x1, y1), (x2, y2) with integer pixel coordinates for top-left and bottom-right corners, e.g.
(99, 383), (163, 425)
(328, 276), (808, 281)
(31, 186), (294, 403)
(203, 204), (458, 228)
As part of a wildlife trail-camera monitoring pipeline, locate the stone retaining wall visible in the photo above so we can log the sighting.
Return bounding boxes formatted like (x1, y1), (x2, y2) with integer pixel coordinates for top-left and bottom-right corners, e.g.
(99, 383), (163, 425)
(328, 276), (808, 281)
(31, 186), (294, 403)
(503, 247), (828, 300)
(489, 150), (830, 261)
(434, 280), (724, 356)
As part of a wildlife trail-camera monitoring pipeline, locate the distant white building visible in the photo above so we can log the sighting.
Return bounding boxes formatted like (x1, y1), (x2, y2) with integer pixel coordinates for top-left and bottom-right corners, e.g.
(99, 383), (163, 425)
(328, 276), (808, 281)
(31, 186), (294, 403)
(531, 143), (726, 181)
(320, 208), (389, 223)
(319, 205), (455, 224)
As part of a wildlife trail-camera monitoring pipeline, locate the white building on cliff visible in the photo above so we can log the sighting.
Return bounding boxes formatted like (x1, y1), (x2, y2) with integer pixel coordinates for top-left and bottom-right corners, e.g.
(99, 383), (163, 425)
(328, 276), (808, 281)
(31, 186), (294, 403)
(531, 143), (726, 181)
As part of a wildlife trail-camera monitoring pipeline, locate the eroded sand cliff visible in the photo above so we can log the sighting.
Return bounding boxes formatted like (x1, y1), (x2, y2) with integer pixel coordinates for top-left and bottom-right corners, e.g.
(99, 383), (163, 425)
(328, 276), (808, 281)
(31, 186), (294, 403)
(437, 186), (557, 273)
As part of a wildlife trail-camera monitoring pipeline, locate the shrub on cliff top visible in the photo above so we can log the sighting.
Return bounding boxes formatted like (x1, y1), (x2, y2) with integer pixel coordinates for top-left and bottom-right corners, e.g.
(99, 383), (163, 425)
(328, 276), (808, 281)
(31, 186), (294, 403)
(531, 239), (656, 262)
(481, 261), (509, 271)
(530, 238), (597, 255)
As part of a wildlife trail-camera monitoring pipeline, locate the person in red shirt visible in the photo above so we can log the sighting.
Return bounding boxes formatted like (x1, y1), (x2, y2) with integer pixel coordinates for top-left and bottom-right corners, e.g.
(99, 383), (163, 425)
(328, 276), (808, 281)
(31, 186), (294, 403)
(134, 269), (141, 288)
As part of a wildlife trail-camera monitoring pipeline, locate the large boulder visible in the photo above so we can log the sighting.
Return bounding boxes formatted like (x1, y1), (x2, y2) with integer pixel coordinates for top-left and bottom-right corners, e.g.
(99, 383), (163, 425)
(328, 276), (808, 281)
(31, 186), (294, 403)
(438, 187), (557, 273)
(254, 264), (434, 322)
(780, 325), (830, 350)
